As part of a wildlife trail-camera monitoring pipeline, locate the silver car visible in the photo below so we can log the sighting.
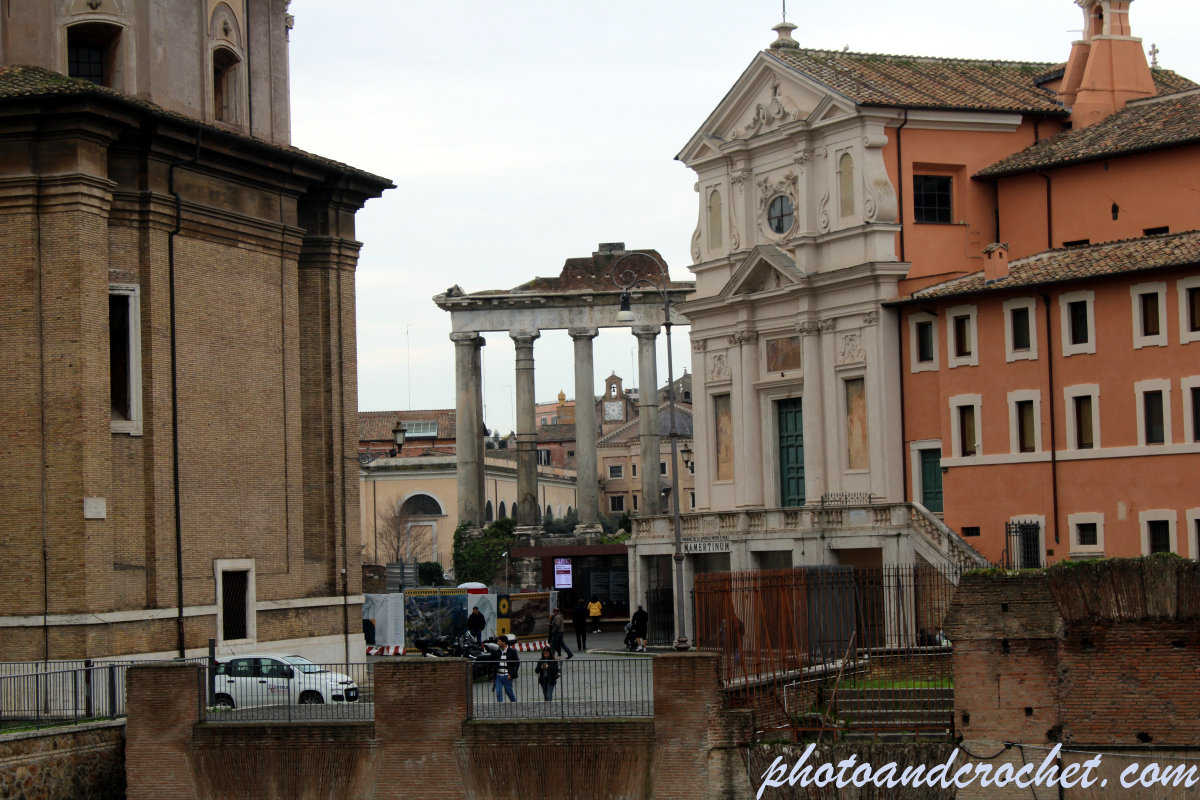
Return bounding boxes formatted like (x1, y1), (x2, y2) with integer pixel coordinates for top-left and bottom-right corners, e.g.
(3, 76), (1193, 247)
(211, 654), (359, 708)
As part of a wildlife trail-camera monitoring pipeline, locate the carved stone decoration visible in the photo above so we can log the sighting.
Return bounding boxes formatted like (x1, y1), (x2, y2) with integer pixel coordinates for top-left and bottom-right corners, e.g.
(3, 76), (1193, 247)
(285, 13), (295, 40)
(815, 146), (829, 159)
(862, 134), (889, 149)
(817, 185), (831, 233)
(691, 339), (707, 353)
(729, 73), (802, 140)
(861, 310), (880, 326)
(223, 19), (232, 36)
(792, 149), (813, 175)
(691, 226), (702, 263)
(797, 321), (822, 335)
(728, 331), (760, 346)
(836, 331), (866, 365)
(818, 319), (836, 334)
(87, 0), (101, 8)
(708, 352), (732, 382)
(756, 171), (799, 241)
(729, 168), (749, 252)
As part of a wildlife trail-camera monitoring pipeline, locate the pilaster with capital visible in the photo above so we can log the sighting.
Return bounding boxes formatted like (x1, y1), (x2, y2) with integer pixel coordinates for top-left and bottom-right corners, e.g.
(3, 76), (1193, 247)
(730, 331), (764, 508)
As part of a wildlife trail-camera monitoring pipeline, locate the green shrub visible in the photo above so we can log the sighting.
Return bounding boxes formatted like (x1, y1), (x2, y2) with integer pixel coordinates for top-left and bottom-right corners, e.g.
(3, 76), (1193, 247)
(418, 561), (446, 586)
(452, 522), (515, 585)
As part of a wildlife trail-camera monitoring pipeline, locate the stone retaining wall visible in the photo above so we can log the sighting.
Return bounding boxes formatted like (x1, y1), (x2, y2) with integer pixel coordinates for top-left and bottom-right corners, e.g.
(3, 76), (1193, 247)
(0, 720), (125, 800)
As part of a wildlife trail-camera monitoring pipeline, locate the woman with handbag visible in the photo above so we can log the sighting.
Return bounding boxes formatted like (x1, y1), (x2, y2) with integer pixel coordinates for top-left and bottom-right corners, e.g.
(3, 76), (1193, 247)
(536, 647), (561, 701)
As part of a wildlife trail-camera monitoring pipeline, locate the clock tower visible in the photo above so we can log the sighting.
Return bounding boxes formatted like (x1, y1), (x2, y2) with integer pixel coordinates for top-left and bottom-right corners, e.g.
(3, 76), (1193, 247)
(600, 373), (631, 436)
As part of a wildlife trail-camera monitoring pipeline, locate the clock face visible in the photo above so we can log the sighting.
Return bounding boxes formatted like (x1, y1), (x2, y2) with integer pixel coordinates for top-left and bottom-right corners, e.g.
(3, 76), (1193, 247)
(604, 401), (624, 421)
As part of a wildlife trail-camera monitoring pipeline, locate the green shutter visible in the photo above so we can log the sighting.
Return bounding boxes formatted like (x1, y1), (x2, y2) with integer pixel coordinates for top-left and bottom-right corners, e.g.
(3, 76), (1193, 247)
(919, 449), (943, 513)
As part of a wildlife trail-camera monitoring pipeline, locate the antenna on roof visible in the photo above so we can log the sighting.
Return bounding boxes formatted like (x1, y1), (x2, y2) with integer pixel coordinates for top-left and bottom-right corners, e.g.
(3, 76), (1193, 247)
(782, 0), (786, 22)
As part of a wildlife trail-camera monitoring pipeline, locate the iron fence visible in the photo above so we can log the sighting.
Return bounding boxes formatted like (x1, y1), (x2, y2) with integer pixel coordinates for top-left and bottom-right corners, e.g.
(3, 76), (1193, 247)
(468, 656), (653, 720)
(0, 658), (203, 732)
(694, 564), (961, 742)
(1001, 521), (1045, 569)
(201, 660), (373, 723)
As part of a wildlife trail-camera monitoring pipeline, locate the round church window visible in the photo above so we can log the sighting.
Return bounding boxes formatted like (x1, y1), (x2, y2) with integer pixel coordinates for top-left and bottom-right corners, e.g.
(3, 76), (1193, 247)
(767, 195), (794, 234)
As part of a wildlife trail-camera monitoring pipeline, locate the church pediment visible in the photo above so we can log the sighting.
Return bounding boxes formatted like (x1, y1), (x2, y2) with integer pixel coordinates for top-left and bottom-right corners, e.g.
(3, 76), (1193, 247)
(720, 246), (807, 299)
(677, 54), (857, 164)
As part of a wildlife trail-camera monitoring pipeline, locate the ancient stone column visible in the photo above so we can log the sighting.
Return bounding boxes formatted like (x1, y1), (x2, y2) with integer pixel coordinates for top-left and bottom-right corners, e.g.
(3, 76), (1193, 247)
(451, 332), (485, 529)
(634, 325), (662, 516)
(569, 328), (603, 540)
(733, 330), (764, 508)
(511, 330), (541, 530)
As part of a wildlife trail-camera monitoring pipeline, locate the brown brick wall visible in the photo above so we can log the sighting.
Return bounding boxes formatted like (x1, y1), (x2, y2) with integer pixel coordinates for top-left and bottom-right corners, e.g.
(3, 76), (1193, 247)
(0, 103), (381, 660)
(651, 651), (724, 800)
(124, 663), (200, 800)
(946, 558), (1200, 747)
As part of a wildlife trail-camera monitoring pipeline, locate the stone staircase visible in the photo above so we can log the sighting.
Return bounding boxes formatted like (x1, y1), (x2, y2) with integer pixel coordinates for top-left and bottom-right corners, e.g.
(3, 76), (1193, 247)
(832, 687), (954, 738)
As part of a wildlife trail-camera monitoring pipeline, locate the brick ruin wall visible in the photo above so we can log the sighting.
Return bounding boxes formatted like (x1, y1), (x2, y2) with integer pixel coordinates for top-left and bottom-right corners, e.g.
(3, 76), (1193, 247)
(945, 556), (1200, 748)
(0, 721), (125, 800)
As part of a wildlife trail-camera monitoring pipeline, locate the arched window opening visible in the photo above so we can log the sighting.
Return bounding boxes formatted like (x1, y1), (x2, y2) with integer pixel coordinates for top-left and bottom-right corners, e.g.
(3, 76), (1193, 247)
(485, 500), (494, 523)
(1091, 7), (1104, 37)
(212, 47), (241, 123)
(546, 504), (554, 520)
(499, 501), (507, 519)
(708, 189), (723, 249)
(67, 22), (122, 87)
(566, 505), (573, 516)
(402, 494), (443, 516)
(839, 153), (856, 218)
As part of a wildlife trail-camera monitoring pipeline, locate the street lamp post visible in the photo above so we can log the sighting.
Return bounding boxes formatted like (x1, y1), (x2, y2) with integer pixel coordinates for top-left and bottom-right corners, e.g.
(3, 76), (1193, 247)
(612, 253), (691, 651)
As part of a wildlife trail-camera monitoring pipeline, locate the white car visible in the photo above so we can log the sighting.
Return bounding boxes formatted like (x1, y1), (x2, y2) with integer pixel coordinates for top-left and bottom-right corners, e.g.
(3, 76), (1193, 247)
(211, 654), (359, 708)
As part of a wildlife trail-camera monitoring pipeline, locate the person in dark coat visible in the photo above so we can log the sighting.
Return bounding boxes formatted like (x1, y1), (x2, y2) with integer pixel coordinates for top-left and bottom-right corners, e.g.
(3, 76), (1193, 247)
(630, 604), (649, 652)
(535, 646), (560, 701)
(467, 606), (486, 644)
(571, 600), (589, 652)
(487, 636), (520, 702)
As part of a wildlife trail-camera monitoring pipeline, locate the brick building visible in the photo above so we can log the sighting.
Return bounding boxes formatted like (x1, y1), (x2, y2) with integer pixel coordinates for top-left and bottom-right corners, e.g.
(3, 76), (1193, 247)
(599, 402), (695, 517)
(358, 409), (457, 459)
(0, 2), (391, 662)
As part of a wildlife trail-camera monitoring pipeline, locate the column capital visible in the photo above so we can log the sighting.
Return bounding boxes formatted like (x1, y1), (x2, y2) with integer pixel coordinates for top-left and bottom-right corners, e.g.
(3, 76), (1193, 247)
(450, 332), (486, 346)
(728, 330), (759, 346)
(509, 329), (541, 344)
(632, 325), (660, 340)
(567, 327), (600, 340)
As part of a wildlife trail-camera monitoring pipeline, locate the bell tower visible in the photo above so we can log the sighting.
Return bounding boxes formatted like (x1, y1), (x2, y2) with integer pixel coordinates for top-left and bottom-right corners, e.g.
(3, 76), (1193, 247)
(1059, 0), (1156, 128)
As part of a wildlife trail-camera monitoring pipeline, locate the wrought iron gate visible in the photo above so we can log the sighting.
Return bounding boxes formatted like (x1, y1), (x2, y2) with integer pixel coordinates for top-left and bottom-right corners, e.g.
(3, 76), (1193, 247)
(1002, 521), (1043, 569)
(646, 587), (674, 646)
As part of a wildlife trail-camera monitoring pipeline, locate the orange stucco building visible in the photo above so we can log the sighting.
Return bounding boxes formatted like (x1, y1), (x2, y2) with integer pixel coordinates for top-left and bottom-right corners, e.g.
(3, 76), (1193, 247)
(887, 1), (1200, 566)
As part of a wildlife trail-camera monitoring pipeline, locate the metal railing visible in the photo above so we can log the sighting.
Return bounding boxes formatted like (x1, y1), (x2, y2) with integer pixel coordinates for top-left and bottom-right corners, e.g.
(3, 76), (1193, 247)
(0, 659), (203, 732)
(695, 565), (961, 741)
(201, 661), (373, 723)
(1001, 521), (1045, 569)
(468, 657), (653, 720)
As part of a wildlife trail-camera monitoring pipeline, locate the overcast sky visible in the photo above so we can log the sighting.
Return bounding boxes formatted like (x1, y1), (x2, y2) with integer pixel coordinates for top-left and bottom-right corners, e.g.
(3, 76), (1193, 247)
(287, 0), (1200, 435)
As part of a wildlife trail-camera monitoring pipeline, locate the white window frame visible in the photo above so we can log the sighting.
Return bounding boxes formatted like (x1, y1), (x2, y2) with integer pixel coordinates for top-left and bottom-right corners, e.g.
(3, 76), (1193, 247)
(945, 304), (979, 368)
(109, 284), (143, 436)
(608, 464), (624, 479)
(1063, 384), (1102, 451)
(1184, 376), (1200, 444)
(1067, 512), (1105, 558)
(1002, 297), (1039, 362)
(404, 420), (438, 438)
(1134, 379), (1173, 447)
(1139, 509), (1178, 555)
(1179, 276), (1200, 345)
(1007, 389), (1043, 454)
(908, 311), (939, 373)
(949, 394), (982, 459)
(1059, 290), (1097, 357)
(1129, 281), (1168, 349)
(214, 558), (256, 647)
(1186, 508), (1200, 561)
(609, 495), (625, 512)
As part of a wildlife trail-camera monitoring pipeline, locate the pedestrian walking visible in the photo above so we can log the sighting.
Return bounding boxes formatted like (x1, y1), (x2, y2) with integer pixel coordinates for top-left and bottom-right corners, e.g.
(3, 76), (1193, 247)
(588, 595), (603, 633)
(549, 606), (573, 659)
(536, 647), (560, 702)
(630, 603), (649, 652)
(489, 635), (520, 702)
(572, 599), (589, 652)
(467, 605), (486, 644)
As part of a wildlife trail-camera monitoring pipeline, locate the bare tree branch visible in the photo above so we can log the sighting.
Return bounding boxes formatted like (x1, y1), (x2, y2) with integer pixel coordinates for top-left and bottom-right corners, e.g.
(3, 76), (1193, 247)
(373, 497), (434, 565)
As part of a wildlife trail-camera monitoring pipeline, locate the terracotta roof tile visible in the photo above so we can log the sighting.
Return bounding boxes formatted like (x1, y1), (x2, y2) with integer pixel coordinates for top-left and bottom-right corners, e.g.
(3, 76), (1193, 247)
(0, 65), (392, 186)
(768, 49), (1066, 113)
(537, 423), (577, 443)
(889, 231), (1200, 303)
(359, 410), (456, 442)
(767, 50), (1195, 116)
(976, 89), (1200, 177)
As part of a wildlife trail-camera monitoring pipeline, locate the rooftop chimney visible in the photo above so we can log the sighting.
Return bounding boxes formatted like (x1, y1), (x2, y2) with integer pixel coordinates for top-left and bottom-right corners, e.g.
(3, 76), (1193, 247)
(596, 242), (626, 255)
(770, 21), (800, 50)
(1060, 0), (1156, 128)
(984, 243), (1011, 282)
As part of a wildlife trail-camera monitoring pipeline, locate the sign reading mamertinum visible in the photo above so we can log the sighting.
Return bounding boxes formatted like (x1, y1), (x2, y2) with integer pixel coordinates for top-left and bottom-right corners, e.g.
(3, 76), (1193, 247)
(682, 536), (731, 554)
